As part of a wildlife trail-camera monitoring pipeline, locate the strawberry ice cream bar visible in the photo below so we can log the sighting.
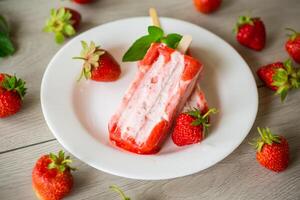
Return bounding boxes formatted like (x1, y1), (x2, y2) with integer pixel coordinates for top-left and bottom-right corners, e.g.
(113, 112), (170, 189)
(109, 43), (203, 154)
(182, 85), (209, 114)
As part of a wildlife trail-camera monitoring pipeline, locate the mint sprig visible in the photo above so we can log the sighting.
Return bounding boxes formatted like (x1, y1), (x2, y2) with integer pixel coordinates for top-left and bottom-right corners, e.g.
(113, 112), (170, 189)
(0, 15), (15, 57)
(122, 26), (182, 62)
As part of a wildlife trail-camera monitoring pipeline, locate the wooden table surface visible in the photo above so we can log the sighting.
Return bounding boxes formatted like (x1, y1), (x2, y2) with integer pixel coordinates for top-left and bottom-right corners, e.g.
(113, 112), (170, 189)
(1, 0), (300, 199)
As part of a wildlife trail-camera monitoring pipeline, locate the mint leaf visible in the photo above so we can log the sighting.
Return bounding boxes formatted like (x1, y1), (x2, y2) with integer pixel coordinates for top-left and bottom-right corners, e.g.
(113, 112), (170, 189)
(148, 26), (164, 38)
(162, 33), (182, 49)
(122, 26), (182, 62)
(0, 15), (9, 36)
(0, 31), (15, 57)
(122, 35), (159, 62)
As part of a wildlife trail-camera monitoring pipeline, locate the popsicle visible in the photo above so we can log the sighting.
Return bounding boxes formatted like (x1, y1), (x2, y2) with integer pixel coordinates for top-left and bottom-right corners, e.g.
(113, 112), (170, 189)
(109, 41), (203, 154)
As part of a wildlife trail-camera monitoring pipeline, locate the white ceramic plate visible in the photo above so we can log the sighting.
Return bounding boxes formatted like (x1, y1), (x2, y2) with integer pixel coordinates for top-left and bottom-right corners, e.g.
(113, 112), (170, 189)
(41, 17), (258, 180)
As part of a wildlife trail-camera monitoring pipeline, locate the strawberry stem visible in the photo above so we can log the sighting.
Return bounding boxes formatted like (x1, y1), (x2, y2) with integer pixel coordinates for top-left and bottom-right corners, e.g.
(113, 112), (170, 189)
(286, 27), (300, 41)
(72, 56), (87, 60)
(202, 108), (218, 119)
(109, 185), (131, 200)
(253, 127), (281, 152)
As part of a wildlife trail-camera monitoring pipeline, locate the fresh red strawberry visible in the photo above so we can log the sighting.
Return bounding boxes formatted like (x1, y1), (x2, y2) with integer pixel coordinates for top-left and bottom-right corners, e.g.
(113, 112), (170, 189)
(74, 41), (121, 82)
(193, 0), (222, 14)
(43, 8), (81, 44)
(172, 108), (217, 146)
(257, 59), (300, 101)
(252, 127), (289, 172)
(0, 73), (26, 118)
(234, 16), (266, 51)
(72, 0), (93, 4)
(285, 28), (300, 64)
(32, 150), (75, 200)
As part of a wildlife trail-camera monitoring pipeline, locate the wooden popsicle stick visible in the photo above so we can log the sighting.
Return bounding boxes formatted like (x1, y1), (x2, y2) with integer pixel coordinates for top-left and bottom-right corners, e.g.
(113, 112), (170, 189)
(149, 8), (161, 27)
(149, 8), (191, 54)
(177, 35), (192, 54)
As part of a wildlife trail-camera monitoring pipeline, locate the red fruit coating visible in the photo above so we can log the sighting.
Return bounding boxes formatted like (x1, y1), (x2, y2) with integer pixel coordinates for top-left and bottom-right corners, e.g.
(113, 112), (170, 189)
(139, 43), (201, 81)
(91, 51), (121, 82)
(64, 8), (81, 30)
(172, 113), (204, 146)
(286, 36), (300, 64)
(32, 155), (73, 200)
(72, 0), (93, 4)
(110, 120), (169, 154)
(193, 0), (222, 14)
(257, 62), (284, 91)
(237, 18), (266, 51)
(256, 137), (289, 172)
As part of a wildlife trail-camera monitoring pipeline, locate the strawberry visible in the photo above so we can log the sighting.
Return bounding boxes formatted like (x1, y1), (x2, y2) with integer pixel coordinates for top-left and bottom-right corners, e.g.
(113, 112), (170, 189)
(32, 150), (75, 200)
(234, 16), (266, 51)
(110, 185), (131, 200)
(43, 8), (81, 44)
(74, 41), (121, 82)
(72, 0), (93, 4)
(193, 0), (222, 14)
(285, 28), (300, 64)
(257, 59), (300, 101)
(252, 127), (289, 172)
(0, 73), (26, 118)
(172, 108), (217, 146)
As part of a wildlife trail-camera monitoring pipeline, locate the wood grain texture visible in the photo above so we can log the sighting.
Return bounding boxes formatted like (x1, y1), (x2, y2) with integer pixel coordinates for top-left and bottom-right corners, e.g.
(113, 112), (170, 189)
(0, 0), (300, 199)
(0, 115), (299, 200)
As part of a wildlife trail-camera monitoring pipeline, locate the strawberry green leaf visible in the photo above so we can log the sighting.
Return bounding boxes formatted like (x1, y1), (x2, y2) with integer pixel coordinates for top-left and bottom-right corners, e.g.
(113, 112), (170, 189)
(73, 41), (105, 81)
(273, 68), (288, 85)
(276, 85), (289, 102)
(253, 127), (281, 152)
(43, 8), (77, 44)
(55, 32), (65, 44)
(1, 74), (26, 99)
(64, 24), (75, 36)
(47, 150), (76, 173)
(233, 16), (254, 34)
(283, 59), (293, 74)
(186, 108), (218, 137)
